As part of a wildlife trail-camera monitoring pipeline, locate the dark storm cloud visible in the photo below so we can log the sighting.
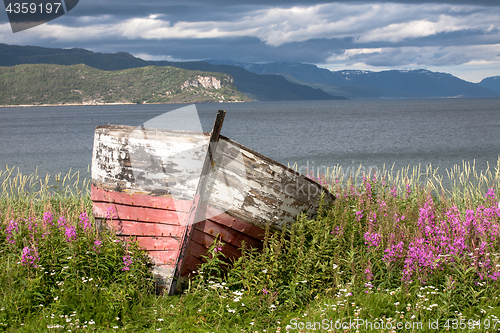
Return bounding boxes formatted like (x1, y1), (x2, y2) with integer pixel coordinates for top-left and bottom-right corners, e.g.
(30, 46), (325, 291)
(0, 0), (499, 81)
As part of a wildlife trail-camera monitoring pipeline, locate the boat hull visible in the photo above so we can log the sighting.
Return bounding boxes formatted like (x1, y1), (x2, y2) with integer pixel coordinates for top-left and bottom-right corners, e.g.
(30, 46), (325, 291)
(91, 185), (265, 292)
(90, 124), (334, 294)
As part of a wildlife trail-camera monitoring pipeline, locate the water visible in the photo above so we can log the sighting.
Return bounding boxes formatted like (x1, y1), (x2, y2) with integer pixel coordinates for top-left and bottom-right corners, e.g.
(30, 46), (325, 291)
(1, 99), (499, 181)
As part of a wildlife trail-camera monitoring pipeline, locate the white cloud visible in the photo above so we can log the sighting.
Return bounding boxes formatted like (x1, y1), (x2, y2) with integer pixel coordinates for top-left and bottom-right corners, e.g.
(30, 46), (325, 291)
(323, 44), (500, 77)
(1, 1), (499, 79)
(357, 11), (499, 43)
(133, 53), (184, 61)
(2, 3), (499, 47)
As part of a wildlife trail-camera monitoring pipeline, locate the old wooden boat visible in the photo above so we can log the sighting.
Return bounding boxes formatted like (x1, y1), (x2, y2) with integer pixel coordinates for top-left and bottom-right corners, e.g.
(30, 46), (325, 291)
(91, 110), (335, 295)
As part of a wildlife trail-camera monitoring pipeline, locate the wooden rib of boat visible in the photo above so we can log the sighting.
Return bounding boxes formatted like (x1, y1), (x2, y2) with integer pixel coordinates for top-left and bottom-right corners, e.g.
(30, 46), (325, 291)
(90, 110), (335, 295)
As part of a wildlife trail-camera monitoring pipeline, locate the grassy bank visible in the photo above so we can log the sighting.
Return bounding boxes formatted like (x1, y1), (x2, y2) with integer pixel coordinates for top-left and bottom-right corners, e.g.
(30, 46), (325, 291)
(1, 161), (500, 332)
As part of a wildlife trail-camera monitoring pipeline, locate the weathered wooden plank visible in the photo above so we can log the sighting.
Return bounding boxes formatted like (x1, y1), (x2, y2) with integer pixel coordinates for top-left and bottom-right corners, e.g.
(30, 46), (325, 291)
(180, 254), (204, 277)
(91, 185), (192, 212)
(185, 239), (209, 261)
(190, 228), (242, 259)
(147, 250), (179, 266)
(135, 236), (181, 251)
(97, 219), (185, 237)
(204, 205), (265, 241)
(194, 219), (262, 250)
(93, 202), (186, 225)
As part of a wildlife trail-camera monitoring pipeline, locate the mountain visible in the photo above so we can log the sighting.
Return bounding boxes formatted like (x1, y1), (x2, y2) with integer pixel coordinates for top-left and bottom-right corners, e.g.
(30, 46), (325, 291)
(207, 60), (500, 99)
(478, 76), (500, 93)
(0, 43), (342, 101)
(0, 64), (250, 105)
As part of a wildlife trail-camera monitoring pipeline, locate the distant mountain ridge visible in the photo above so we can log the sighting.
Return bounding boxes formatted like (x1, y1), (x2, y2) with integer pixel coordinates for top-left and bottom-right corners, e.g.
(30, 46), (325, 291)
(478, 76), (500, 93)
(0, 43), (341, 101)
(207, 60), (500, 99)
(2, 43), (498, 100)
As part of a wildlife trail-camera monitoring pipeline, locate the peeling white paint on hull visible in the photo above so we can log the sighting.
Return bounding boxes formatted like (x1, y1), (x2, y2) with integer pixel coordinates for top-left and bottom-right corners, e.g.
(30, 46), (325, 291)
(91, 124), (334, 294)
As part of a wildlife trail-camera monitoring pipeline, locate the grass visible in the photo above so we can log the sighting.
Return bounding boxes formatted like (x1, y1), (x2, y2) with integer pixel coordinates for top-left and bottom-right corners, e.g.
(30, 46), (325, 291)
(1, 160), (500, 332)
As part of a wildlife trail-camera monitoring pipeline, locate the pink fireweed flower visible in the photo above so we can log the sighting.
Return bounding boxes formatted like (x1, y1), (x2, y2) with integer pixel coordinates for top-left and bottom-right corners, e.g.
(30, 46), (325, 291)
(485, 188), (496, 200)
(213, 241), (223, 253)
(363, 180), (372, 197)
(58, 216), (67, 228)
(79, 212), (92, 231)
(402, 238), (439, 282)
(331, 226), (343, 236)
(122, 255), (133, 271)
(365, 268), (374, 281)
(21, 246), (40, 268)
(262, 288), (268, 295)
(383, 241), (405, 263)
(93, 238), (102, 253)
(6, 220), (19, 244)
(379, 200), (387, 210)
(406, 184), (411, 198)
(390, 187), (398, 198)
(364, 232), (382, 248)
(488, 271), (500, 281)
(417, 197), (436, 239)
(65, 225), (77, 242)
(106, 206), (118, 220)
(355, 210), (364, 222)
(43, 211), (54, 226)
(25, 218), (37, 232)
(367, 211), (377, 226)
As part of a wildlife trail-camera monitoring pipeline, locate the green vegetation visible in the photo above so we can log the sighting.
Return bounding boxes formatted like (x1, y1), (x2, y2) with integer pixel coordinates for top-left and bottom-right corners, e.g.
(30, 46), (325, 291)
(0, 64), (250, 106)
(1, 161), (500, 332)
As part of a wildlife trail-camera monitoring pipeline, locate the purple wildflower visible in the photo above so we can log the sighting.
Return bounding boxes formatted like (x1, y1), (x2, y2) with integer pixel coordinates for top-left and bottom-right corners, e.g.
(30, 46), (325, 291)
(79, 212), (92, 231)
(262, 288), (268, 295)
(93, 238), (102, 253)
(363, 178), (372, 197)
(365, 268), (374, 281)
(122, 255), (133, 271)
(25, 218), (37, 233)
(331, 226), (343, 236)
(6, 220), (19, 244)
(21, 246), (40, 268)
(65, 225), (77, 242)
(355, 210), (364, 222)
(58, 216), (67, 228)
(106, 206), (117, 220)
(406, 184), (411, 198)
(213, 240), (223, 253)
(364, 232), (382, 248)
(485, 188), (496, 200)
(43, 211), (54, 226)
(383, 241), (405, 263)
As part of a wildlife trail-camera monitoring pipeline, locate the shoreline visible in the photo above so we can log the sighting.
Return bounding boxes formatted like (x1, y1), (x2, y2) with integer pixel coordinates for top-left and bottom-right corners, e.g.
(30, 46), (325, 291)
(0, 100), (250, 108)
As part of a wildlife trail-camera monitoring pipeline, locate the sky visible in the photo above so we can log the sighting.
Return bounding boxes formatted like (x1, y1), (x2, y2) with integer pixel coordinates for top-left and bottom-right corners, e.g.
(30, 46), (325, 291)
(1, 0), (499, 82)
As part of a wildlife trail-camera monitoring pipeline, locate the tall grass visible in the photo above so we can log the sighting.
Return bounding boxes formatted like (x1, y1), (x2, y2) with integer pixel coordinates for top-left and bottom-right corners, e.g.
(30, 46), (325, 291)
(1, 160), (500, 332)
(0, 167), (157, 331)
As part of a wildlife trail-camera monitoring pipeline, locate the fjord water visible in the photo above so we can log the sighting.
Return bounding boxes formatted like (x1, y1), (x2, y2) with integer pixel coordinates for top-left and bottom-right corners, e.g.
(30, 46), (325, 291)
(1, 99), (499, 181)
